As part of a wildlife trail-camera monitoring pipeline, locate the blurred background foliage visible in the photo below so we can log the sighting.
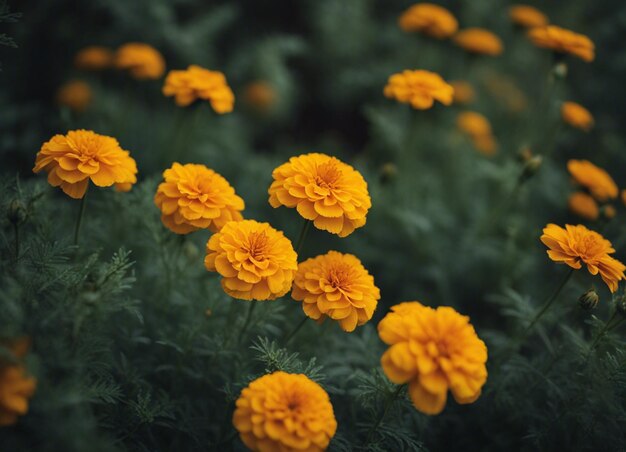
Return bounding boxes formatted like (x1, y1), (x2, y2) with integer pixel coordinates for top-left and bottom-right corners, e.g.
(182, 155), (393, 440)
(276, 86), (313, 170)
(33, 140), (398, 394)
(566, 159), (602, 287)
(1, 0), (626, 450)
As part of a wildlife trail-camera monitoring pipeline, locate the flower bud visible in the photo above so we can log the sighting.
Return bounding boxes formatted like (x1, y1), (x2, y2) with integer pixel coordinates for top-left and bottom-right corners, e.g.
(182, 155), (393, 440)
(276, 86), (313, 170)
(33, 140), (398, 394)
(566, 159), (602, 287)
(516, 147), (533, 163)
(601, 205), (616, 220)
(379, 162), (398, 184)
(519, 155), (543, 182)
(7, 199), (27, 225)
(552, 62), (568, 79)
(578, 288), (599, 310)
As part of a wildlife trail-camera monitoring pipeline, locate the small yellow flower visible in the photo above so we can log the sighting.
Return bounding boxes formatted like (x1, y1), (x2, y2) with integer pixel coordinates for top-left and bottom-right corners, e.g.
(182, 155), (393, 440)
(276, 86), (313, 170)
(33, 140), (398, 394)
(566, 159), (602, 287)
(384, 70), (454, 110)
(243, 81), (276, 111)
(33, 130), (138, 199)
(378, 302), (488, 415)
(269, 153), (371, 237)
(162, 65), (235, 113)
(453, 28), (504, 56)
(204, 220), (297, 301)
(398, 3), (458, 39)
(527, 26), (595, 62)
(56, 80), (92, 112)
(74, 46), (114, 71)
(456, 111), (498, 156)
(292, 251), (380, 332)
(115, 43), (165, 79)
(509, 5), (549, 29)
(561, 101), (594, 132)
(233, 371), (337, 452)
(0, 338), (37, 426)
(541, 224), (626, 293)
(450, 80), (475, 105)
(568, 192), (599, 221)
(154, 163), (245, 234)
(567, 160), (618, 202)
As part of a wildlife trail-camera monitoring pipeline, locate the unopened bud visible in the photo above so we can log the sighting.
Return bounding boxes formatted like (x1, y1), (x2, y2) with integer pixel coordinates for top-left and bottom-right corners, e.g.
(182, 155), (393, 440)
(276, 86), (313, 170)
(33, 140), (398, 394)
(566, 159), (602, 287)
(552, 62), (568, 79)
(579, 288), (599, 310)
(601, 205), (616, 220)
(520, 155), (543, 182)
(516, 147), (533, 163)
(379, 163), (398, 185)
(7, 199), (26, 225)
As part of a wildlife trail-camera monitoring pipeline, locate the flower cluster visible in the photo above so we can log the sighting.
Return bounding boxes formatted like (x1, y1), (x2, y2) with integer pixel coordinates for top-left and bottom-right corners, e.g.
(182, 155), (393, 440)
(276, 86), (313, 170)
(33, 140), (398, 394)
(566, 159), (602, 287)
(456, 111), (497, 155)
(269, 153), (371, 237)
(0, 338), (37, 426)
(453, 28), (503, 56)
(561, 102), (594, 132)
(204, 220), (298, 300)
(398, 3), (458, 39)
(233, 371), (337, 452)
(115, 43), (165, 79)
(384, 70), (454, 110)
(528, 26), (595, 62)
(33, 130), (138, 199)
(567, 160), (618, 202)
(378, 302), (488, 415)
(162, 65), (235, 113)
(154, 163), (245, 234)
(292, 251), (380, 332)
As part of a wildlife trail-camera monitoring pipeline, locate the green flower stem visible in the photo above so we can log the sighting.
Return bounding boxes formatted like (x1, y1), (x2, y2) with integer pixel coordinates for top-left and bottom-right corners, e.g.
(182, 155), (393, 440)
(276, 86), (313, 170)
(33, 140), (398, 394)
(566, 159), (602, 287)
(365, 384), (404, 445)
(585, 311), (625, 361)
(525, 268), (574, 334)
(237, 301), (257, 345)
(13, 222), (19, 264)
(294, 219), (312, 256)
(73, 186), (89, 246)
(283, 315), (308, 345)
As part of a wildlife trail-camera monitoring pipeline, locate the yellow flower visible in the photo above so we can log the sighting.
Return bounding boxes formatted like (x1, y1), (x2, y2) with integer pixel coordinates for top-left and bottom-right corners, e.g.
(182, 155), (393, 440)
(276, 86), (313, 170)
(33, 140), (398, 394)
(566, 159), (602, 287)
(621, 189), (626, 207)
(450, 80), (475, 105)
(243, 81), (276, 112)
(541, 224), (625, 293)
(33, 130), (138, 199)
(154, 163), (245, 234)
(453, 28), (504, 56)
(568, 192), (599, 221)
(0, 338), (37, 426)
(56, 80), (92, 112)
(268, 153), (371, 237)
(233, 371), (337, 452)
(603, 205), (616, 220)
(204, 220), (297, 300)
(527, 26), (594, 62)
(115, 43), (165, 79)
(292, 251), (380, 332)
(162, 65), (235, 113)
(74, 46), (114, 71)
(509, 5), (549, 28)
(456, 111), (498, 156)
(384, 70), (454, 110)
(378, 302), (488, 415)
(567, 160), (618, 202)
(398, 3), (458, 39)
(561, 101), (594, 132)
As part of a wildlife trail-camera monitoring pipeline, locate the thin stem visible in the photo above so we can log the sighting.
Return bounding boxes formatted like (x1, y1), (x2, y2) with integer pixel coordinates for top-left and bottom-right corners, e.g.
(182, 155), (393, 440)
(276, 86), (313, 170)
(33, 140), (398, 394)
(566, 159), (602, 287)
(73, 187), (88, 246)
(585, 312), (625, 362)
(13, 222), (19, 264)
(294, 219), (311, 256)
(365, 384), (403, 444)
(525, 268), (574, 333)
(237, 302), (257, 345)
(283, 316), (308, 345)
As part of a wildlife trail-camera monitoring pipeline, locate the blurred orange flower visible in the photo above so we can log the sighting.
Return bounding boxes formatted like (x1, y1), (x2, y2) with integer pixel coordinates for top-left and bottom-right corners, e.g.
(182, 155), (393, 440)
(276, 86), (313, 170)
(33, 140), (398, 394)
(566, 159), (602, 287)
(74, 46), (114, 71)
(567, 160), (617, 202)
(162, 65), (234, 113)
(528, 26), (594, 62)
(243, 81), (276, 111)
(568, 192), (599, 221)
(378, 302), (488, 415)
(398, 3), (458, 39)
(541, 223), (625, 293)
(561, 102), (594, 132)
(56, 80), (92, 112)
(0, 338), (37, 426)
(115, 43), (165, 79)
(33, 130), (138, 199)
(509, 5), (549, 28)
(450, 80), (475, 105)
(456, 111), (498, 156)
(384, 70), (454, 109)
(453, 28), (503, 56)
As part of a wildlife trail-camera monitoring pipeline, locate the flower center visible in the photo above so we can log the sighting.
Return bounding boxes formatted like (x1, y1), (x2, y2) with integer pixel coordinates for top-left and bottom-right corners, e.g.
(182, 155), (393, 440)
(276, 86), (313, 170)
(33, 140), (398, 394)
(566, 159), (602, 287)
(328, 267), (350, 289)
(245, 231), (269, 259)
(315, 161), (342, 189)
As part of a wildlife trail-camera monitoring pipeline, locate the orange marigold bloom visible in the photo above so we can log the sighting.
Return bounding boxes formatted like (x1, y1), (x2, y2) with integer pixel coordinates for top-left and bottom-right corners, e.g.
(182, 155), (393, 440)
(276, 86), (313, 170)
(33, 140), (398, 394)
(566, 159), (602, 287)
(398, 3), (458, 39)
(292, 251), (380, 332)
(233, 371), (337, 452)
(33, 130), (138, 199)
(527, 26), (594, 62)
(567, 160), (618, 202)
(509, 5), (549, 28)
(115, 43), (165, 79)
(472, 134), (498, 156)
(561, 101), (594, 132)
(603, 205), (616, 220)
(453, 28), (503, 56)
(450, 80), (475, 105)
(378, 302), (488, 415)
(74, 46), (114, 71)
(0, 338), (37, 426)
(384, 70), (454, 110)
(456, 111), (498, 155)
(541, 224), (626, 293)
(154, 163), (245, 234)
(162, 65), (235, 113)
(243, 81), (276, 111)
(268, 153), (371, 237)
(204, 220), (297, 300)
(56, 80), (92, 112)
(568, 192), (599, 221)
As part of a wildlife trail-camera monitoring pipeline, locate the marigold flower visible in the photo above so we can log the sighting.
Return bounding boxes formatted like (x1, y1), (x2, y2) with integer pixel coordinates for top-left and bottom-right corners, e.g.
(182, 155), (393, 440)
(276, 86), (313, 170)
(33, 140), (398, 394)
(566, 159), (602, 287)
(527, 26), (594, 62)
(233, 371), (337, 452)
(567, 160), (618, 202)
(398, 3), (458, 39)
(472, 135), (498, 156)
(74, 46), (114, 71)
(456, 111), (498, 155)
(115, 43), (165, 79)
(561, 101), (594, 132)
(450, 80), (475, 105)
(541, 224), (626, 293)
(268, 153), (371, 237)
(243, 81), (276, 111)
(33, 130), (138, 199)
(453, 28), (503, 56)
(602, 205), (616, 220)
(162, 65), (235, 113)
(154, 163), (245, 234)
(509, 5), (549, 28)
(292, 251), (380, 332)
(204, 220), (297, 300)
(56, 80), (92, 112)
(621, 190), (626, 207)
(568, 192), (599, 221)
(0, 338), (36, 426)
(378, 302), (488, 415)
(384, 70), (454, 110)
